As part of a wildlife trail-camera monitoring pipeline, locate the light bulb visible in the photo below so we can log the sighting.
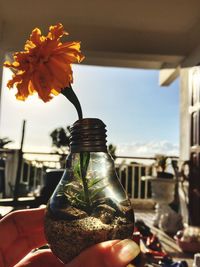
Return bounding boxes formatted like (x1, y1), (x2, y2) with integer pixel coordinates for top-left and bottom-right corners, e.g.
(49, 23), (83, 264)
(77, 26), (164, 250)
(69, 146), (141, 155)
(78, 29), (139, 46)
(44, 118), (134, 263)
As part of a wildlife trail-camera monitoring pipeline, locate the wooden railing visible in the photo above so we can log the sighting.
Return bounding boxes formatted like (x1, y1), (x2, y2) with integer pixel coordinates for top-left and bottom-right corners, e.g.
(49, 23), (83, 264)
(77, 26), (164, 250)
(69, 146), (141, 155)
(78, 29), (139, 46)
(0, 149), (156, 201)
(116, 160), (153, 199)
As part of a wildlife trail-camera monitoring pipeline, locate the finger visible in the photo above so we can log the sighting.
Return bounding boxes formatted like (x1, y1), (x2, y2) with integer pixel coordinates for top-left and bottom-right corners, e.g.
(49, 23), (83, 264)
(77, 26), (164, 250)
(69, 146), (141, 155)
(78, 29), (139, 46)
(14, 249), (64, 267)
(0, 208), (46, 267)
(67, 239), (140, 267)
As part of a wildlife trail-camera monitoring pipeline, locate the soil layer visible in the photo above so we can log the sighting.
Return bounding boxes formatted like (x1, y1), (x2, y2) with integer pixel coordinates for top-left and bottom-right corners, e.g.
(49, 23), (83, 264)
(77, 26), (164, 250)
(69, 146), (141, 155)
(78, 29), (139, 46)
(44, 203), (134, 263)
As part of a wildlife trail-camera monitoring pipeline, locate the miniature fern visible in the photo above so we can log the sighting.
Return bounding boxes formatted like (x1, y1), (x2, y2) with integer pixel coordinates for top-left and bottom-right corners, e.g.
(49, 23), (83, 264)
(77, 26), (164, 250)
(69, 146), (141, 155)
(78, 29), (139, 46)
(58, 153), (108, 212)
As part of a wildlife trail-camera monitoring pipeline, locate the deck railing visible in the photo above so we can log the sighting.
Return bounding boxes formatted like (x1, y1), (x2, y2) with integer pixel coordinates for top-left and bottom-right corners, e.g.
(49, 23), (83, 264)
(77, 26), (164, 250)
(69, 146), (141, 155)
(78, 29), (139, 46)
(0, 149), (156, 200)
(116, 159), (153, 199)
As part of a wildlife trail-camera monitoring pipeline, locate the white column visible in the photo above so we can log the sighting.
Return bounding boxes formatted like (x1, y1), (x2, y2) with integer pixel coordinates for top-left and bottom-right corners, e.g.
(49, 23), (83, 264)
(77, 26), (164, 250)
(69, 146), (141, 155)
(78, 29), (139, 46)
(179, 68), (190, 162)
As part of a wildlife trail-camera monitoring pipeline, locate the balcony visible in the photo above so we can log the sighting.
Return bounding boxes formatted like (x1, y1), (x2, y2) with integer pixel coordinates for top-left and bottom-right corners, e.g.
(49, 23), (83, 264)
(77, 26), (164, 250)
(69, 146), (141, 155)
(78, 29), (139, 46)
(0, 148), (157, 203)
(0, 149), (194, 264)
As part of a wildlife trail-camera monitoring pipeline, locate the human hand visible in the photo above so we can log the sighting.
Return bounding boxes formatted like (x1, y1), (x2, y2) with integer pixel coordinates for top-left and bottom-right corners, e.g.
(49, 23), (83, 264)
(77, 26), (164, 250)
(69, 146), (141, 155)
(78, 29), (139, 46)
(0, 208), (140, 267)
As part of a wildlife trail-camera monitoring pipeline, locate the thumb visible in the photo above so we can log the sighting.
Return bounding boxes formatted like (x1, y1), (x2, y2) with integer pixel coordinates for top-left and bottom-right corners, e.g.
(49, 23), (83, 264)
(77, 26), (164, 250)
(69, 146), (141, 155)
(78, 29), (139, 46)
(66, 239), (140, 267)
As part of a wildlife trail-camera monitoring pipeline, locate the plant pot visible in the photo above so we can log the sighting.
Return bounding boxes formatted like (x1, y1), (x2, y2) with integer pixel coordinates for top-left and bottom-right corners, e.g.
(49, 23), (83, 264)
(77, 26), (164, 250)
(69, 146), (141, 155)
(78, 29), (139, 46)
(142, 176), (182, 234)
(157, 171), (174, 179)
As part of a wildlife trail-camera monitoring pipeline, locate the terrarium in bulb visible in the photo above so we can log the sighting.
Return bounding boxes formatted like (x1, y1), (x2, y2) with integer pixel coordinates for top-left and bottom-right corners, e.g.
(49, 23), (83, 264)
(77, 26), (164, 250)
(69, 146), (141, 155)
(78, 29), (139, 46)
(44, 119), (134, 264)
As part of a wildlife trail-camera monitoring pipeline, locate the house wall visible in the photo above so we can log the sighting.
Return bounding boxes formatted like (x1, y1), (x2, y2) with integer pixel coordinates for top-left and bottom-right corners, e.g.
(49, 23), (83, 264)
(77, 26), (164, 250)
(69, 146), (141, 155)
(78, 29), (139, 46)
(180, 67), (200, 226)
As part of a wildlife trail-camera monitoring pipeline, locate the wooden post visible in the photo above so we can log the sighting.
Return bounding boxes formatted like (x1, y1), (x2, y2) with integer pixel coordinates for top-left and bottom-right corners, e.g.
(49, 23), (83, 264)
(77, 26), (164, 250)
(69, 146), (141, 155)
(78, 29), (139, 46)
(13, 120), (26, 202)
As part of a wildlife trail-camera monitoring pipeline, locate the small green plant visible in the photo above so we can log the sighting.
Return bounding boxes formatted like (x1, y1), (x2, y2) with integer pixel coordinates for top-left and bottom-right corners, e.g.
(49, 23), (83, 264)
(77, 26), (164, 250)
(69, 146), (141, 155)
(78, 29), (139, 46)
(59, 177), (107, 211)
(155, 154), (169, 173)
(154, 154), (174, 179)
(58, 152), (107, 212)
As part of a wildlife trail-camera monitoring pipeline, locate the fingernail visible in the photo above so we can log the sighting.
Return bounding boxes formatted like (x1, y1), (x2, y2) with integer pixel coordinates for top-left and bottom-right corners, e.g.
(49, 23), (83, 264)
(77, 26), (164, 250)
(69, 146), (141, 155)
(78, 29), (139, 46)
(111, 239), (140, 263)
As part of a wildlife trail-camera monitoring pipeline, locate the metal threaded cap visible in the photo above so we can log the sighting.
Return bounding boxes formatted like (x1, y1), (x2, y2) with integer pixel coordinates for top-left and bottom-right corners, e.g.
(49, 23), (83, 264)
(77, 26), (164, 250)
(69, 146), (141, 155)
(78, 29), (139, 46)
(69, 118), (107, 152)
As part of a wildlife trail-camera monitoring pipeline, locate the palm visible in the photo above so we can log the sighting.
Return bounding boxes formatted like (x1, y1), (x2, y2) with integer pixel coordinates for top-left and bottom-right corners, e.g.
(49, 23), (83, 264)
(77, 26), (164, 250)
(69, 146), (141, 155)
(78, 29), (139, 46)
(0, 208), (138, 267)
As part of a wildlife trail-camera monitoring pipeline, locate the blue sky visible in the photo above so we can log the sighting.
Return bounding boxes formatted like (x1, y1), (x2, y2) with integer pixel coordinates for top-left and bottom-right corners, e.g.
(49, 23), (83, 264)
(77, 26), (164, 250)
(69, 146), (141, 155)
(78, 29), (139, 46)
(0, 65), (179, 156)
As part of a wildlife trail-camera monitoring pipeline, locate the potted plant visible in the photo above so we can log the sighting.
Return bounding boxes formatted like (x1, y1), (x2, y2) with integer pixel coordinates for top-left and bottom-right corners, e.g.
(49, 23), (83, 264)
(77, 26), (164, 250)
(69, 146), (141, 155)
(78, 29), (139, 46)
(154, 154), (174, 179)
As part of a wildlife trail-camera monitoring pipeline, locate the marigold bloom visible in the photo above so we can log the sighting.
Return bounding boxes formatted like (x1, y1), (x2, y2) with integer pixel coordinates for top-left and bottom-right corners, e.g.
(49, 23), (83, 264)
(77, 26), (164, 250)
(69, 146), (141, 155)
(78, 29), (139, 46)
(4, 23), (84, 102)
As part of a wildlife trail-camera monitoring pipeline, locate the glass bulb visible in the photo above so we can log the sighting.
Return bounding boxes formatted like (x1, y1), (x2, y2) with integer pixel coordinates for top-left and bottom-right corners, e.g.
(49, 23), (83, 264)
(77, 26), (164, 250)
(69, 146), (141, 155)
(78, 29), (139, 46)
(44, 119), (134, 264)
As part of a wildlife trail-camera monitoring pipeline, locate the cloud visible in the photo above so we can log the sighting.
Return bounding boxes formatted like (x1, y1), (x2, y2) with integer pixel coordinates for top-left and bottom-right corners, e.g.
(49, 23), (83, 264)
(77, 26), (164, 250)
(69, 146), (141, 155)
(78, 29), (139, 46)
(116, 140), (179, 157)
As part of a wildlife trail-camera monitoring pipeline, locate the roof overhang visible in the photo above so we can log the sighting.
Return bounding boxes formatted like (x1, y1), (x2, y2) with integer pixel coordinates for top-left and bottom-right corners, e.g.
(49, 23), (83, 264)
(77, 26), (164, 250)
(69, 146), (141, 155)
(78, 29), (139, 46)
(1, 0), (200, 85)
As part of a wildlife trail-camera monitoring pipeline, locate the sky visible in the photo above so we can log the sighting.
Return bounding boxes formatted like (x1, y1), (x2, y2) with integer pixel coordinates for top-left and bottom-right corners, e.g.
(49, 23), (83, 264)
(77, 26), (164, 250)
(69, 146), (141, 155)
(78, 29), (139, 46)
(0, 65), (179, 157)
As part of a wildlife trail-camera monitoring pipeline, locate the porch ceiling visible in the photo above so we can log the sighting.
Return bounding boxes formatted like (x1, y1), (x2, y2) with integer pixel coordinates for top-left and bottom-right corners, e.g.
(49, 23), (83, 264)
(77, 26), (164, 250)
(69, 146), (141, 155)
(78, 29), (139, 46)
(1, 0), (200, 69)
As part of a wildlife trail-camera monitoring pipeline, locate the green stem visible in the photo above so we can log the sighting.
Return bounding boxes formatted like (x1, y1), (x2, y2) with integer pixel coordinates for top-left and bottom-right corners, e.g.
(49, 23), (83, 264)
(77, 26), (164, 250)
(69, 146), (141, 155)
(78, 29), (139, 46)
(61, 84), (83, 119)
(62, 84), (91, 210)
(80, 152), (91, 210)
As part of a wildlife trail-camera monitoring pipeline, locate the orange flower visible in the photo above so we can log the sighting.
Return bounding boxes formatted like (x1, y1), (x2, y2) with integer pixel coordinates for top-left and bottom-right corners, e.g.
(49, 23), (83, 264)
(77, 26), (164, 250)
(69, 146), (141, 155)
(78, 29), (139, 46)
(4, 23), (85, 102)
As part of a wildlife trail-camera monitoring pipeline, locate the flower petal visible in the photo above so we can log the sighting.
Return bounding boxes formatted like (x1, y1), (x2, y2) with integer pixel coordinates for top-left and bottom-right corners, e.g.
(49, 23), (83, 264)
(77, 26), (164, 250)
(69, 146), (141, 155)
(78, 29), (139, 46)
(7, 72), (27, 90)
(48, 23), (68, 41)
(51, 88), (60, 96)
(31, 71), (52, 102)
(47, 56), (71, 87)
(15, 75), (32, 101)
(4, 60), (20, 69)
(55, 43), (85, 63)
(29, 28), (43, 46)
